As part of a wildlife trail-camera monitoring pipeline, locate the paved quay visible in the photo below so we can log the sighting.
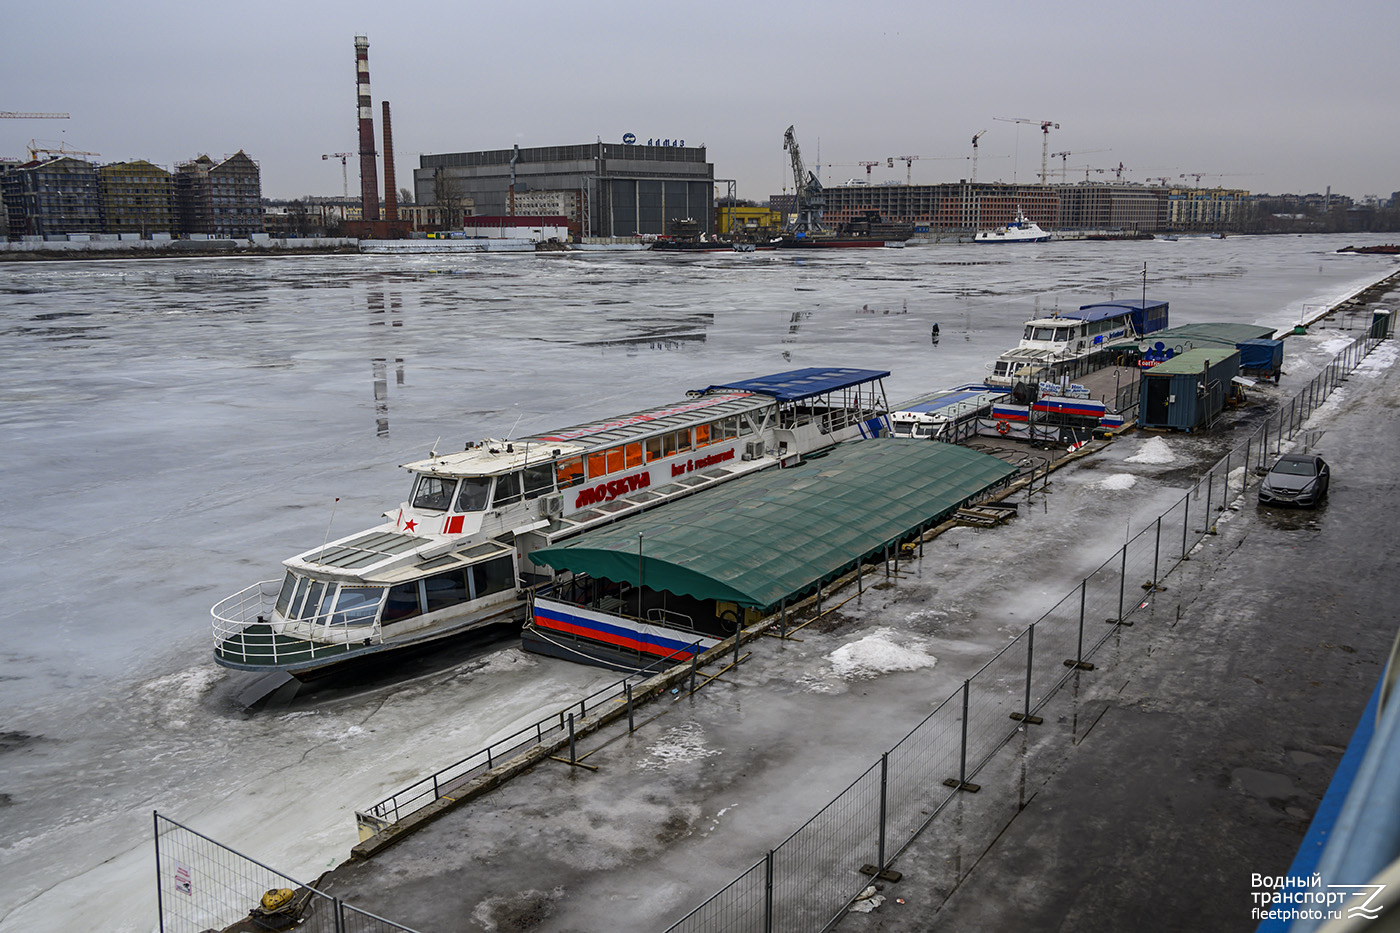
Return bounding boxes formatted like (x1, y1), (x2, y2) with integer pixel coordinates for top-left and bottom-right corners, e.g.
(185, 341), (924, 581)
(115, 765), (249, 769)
(841, 294), (1400, 931)
(310, 286), (1399, 932)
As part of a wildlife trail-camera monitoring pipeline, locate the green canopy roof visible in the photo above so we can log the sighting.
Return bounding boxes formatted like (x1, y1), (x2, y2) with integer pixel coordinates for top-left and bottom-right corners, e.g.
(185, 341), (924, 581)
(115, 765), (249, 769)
(531, 439), (1019, 610)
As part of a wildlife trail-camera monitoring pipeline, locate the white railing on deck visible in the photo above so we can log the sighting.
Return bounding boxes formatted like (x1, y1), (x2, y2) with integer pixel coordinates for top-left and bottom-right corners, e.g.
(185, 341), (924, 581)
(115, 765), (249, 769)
(211, 581), (380, 667)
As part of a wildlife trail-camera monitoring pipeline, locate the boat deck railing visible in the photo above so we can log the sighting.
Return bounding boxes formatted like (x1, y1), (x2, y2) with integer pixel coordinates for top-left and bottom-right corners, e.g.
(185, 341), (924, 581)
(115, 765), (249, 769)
(211, 581), (378, 668)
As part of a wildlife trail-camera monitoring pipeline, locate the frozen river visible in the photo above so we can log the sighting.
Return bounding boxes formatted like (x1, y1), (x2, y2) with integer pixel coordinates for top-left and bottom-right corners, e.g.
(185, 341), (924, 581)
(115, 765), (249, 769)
(0, 235), (1394, 932)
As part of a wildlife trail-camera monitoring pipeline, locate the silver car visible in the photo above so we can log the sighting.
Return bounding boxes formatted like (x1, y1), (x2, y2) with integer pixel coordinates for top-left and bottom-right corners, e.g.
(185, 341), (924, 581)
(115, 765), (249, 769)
(1258, 454), (1330, 507)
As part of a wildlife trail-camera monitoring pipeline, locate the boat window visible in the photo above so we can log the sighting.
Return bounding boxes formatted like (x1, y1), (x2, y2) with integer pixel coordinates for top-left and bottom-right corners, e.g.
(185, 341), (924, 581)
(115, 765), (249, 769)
(303, 581), (326, 622)
(694, 424), (712, 447)
(672, 428), (692, 454)
(645, 436), (664, 462)
(455, 477), (492, 512)
(1032, 327), (1057, 341)
(605, 446), (625, 473)
(624, 442), (644, 467)
(523, 463), (554, 499)
(331, 587), (383, 627)
(721, 416), (740, 440)
(412, 475), (457, 511)
(587, 450), (608, 478)
(289, 575), (310, 619)
(424, 569), (469, 612)
(382, 581), (422, 624)
(471, 556), (516, 598)
(493, 471), (523, 506)
(1054, 329), (1070, 342)
(1023, 326), (1034, 340)
(556, 456), (584, 488)
(273, 571), (298, 618)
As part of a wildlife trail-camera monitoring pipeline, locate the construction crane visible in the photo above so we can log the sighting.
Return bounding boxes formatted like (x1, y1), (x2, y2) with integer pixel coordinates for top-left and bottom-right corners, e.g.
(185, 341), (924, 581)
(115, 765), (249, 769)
(1, 111), (69, 119)
(322, 152), (353, 200)
(26, 140), (98, 161)
(993, 117), (1059, 184)
(782, 125), (826, 232)
(970, 129), (987, 183)
(1180, 171), (1261, 188)
(857, 160), (881, 181)
(1050, 149), (1110, 183)
(890, 155), (921, 185)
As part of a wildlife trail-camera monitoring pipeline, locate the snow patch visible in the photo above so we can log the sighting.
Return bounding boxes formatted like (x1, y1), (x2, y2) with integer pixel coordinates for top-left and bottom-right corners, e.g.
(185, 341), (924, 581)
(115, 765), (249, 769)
(638, 722), (721, 772)
(1125, 437), (1175, 465)
(828, 627), (938, 680)
(1094, 473), (1138, 491)
(1354, 342), (1399, 375)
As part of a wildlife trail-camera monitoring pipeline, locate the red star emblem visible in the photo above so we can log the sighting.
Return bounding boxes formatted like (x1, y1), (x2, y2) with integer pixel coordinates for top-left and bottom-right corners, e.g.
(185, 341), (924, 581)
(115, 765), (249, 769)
(403, 519), (417, 532)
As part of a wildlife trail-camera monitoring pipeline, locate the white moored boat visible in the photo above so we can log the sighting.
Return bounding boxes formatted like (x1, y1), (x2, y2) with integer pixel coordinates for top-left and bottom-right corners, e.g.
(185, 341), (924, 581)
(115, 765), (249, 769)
(985, 300), (1170, 389)
(211, 368), (892, 678)
(974, 207), (1052, 243)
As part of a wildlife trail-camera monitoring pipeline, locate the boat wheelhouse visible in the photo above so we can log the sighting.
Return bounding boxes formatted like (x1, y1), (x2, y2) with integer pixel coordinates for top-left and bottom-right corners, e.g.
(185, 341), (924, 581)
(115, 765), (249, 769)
(985, 299), (1169, 389)
(211, 368), (892, 678)
(889, 385), (1010, 440)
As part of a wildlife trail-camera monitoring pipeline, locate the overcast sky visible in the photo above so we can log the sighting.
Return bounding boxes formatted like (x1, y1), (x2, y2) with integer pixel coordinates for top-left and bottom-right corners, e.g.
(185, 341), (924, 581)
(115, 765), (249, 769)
(4, 0), (1397, 202)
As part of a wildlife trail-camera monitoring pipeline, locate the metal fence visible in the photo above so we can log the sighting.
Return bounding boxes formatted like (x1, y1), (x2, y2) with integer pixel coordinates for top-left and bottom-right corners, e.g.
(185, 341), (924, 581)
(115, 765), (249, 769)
(362, 640), (690, 826)
(664, 321), (1390, 933)
(154, 812), (420, 933)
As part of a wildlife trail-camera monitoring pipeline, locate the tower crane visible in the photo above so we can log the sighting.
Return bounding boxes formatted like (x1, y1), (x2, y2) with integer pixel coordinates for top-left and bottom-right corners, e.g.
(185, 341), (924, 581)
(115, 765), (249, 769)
(782, 125), (826, 232)
(890, 155), (922, 185)
(857, 160), (881, 181)
(26, 140), (98, 161)
(322, 152), (353, 200)
(1050, 149), (1110, 183)
(970, 129), (987, 183)
(993, 117), (1059, 184)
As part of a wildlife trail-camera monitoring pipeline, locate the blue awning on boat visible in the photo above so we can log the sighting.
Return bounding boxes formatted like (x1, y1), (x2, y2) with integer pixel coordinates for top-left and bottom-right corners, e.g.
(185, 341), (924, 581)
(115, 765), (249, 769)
(696, 367), (890, 403)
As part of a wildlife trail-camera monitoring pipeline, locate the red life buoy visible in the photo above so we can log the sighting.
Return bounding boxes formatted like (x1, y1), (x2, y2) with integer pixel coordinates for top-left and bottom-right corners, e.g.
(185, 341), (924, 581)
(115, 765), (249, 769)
(996, 421), (1010, 436)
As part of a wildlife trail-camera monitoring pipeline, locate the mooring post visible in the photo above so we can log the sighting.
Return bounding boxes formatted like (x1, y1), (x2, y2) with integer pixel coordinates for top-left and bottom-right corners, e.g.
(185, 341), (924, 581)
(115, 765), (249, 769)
(780, 599), (787, 639)
(857, 560), (863, 594)
(733, 627), (741, 670)
(567, 713), (576, 765)
(885, 544), (891, 578)
(626, 682), (634, 733)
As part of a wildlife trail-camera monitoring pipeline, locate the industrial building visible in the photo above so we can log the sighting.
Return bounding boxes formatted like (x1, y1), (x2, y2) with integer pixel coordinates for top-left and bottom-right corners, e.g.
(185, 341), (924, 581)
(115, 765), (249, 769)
(414, 142), (715, 238)
(789, 180), (1250, 235)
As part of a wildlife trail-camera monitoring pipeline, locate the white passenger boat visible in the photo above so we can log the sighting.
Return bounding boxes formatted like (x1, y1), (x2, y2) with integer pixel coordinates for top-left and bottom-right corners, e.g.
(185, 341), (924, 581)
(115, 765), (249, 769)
(974, 208), (1052, 243)
(985, 300), (1170, 390)
(211, 368), (892, 678)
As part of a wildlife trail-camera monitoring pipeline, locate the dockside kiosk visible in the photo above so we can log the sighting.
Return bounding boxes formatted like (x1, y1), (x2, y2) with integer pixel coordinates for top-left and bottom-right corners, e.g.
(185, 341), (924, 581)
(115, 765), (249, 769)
(1138, 348), (1240, 431)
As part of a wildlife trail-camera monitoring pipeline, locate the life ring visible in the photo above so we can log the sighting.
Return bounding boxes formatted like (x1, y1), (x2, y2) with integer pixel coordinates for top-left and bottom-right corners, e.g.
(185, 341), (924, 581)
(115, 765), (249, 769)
(996, 421), (1010, 436)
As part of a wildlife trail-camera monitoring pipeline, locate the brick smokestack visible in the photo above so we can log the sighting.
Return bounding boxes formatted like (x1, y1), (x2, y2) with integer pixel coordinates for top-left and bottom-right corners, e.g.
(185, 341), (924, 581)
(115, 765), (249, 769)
(354, 35), (380, 221)
(381, 100), (398, 222)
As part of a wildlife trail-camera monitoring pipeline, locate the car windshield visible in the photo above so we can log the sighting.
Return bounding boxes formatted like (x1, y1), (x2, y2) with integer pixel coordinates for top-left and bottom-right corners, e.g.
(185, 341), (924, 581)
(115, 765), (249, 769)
(1271, 459), (1315, 476)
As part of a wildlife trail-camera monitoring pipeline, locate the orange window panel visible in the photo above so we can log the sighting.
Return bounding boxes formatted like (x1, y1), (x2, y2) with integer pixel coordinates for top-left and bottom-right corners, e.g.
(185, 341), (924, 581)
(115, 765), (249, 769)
(605, 447), (625, 473)
(624, 442), (644, 468)
(694, 423), (712, 447)
(556, 457), (584, 488)
(587, 451), (608, 478)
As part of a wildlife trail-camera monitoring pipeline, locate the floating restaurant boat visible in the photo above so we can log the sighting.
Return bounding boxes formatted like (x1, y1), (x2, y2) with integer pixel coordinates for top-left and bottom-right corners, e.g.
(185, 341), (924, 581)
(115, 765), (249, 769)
(985, 299), (1170, 390)
(974, 208), (1051, 243)
(211, 368), (893, 678)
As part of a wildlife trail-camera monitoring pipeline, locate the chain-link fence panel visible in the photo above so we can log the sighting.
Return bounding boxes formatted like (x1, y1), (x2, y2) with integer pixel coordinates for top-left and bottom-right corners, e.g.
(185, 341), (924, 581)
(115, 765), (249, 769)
(664, 857), (769, 933)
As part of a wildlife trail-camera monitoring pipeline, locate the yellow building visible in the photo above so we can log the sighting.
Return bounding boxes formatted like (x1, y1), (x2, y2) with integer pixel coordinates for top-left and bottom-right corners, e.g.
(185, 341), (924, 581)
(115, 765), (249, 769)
(97, 160), (175, 235)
